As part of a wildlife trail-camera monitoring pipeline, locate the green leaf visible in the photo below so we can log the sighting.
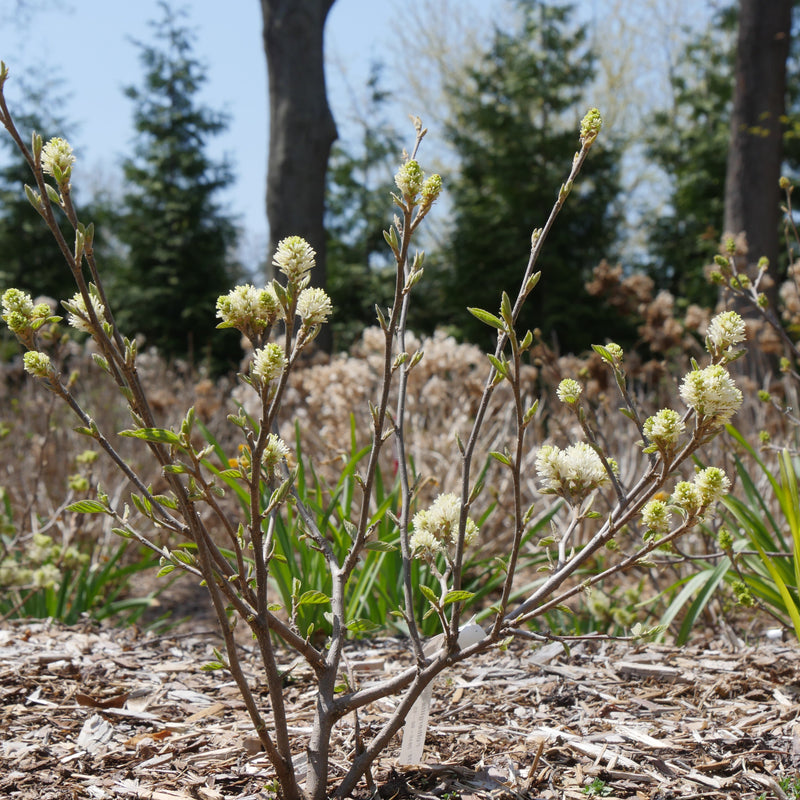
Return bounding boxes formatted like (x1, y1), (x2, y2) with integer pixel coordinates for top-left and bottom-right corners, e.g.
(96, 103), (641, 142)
(489, 450), (511, 467)
(467, 307), (505, 330)
(73, 426), (95, 438)
(152, 494), (178, 510)
(363, 540), (398, 552)
(442, 590), (475, 606)
(297, 590), (331, 606)
(346, 618), (381, 634)
(119, 427), (182, 445)
(524, 271), (541, 295)
(162, 463), (188, 474)
(130, 493), (152, 517)
(592, 344), (612, 361)
(487, 354), (508, 377)
(499, 291), (514, 328)
(156, 564), (176, 577)
(171, 549), (196, 566)
(91, 353), (110, 373)
(752, 540), (800, 640)
(66, 500), (111, 514)
(419, 584), (439, 605)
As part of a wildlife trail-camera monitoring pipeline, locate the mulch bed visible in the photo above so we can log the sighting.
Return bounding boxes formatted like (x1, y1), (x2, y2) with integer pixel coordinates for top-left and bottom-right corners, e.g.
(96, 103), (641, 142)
(1, 619), (799, 799)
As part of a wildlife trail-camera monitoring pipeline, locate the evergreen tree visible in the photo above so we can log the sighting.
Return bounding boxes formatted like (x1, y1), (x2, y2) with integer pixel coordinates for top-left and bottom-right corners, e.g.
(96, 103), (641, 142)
(0, 108), (73, 303)
(325, 65), (402, 350)
(441, 0), (623, 353)
(0, 78), (98, 302)
(0, 76), (119, 363)
(645, 7), (737, 309)
(646, 5), (800, 309)
(113, 3), (240, 370)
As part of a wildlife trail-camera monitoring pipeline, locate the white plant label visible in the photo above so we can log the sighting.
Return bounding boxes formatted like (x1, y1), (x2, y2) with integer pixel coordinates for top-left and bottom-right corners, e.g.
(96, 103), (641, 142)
(398, 622), (484, 765)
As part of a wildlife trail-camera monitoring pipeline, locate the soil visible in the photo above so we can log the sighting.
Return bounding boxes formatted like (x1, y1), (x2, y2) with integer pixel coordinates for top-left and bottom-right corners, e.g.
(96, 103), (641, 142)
(1, 617), (799, 800)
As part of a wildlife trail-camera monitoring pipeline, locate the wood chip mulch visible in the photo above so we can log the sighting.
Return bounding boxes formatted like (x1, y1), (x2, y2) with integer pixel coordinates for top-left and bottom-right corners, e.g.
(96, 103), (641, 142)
(1, 619), (799, 800)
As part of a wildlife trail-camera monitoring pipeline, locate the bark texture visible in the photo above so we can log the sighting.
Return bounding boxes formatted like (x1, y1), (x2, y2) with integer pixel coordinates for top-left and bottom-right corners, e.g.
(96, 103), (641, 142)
(261, 0), (338, 349)
(723, 0), (792, 295)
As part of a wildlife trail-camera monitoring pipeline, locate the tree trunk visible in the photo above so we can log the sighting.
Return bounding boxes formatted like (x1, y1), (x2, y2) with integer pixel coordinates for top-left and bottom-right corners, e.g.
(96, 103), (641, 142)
(261, 0), (338, 351)
(723, 0), (792, 300)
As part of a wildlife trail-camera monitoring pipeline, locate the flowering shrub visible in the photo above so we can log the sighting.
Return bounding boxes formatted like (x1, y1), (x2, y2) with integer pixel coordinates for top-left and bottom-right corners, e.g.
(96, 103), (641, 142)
(0, 61), (746, 799)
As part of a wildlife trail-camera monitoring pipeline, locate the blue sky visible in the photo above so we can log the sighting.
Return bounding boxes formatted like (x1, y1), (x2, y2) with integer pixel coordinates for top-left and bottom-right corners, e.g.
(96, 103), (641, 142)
(0, 0), (711, 269)
(0, 0), (491, 267)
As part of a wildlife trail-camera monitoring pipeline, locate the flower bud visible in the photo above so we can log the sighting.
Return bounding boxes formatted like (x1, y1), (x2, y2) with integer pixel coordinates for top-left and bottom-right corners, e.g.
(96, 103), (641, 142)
(671, 481), (703, 517)
(1, 288), (34, 333)
(420, 173), (443, 208)
(641, 498), (671, 535)
(604, 342), (623, 363)
(579, 107), (602, 146)
(556, 378), (582, 405)
(23, 350), (52, 378)
(394, 159), (424, 200)
(251, 343), (287, 387)
(41, 137), (75, 182)
(642, 408), (685, 452)
(261, 433), (290, 481)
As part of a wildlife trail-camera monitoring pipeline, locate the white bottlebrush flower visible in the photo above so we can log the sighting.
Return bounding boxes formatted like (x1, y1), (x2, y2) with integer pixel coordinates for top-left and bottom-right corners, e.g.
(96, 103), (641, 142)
(671, 481), (704, 517)
(272, 236), (316, 283)
(679, 364), (742, 425)
(409, 527), (442, 557)
(296, 286), (333, 325)
(643, 409), (685, 450)
(41, 136), (75, 179)
(410, 492), (478, 558)
(641, 498), (672, 535)
(31, 563), (61, 589)
(705, 310), (746, 357)
(261, 433), (290, 480)
(535, 442), (609, 500)
(251, 343), (287, 387)
(563, 442), (608, 493)
(65, 291), (105, 333)
(216, 284), (282, 335)
(693, 466), (731, 506)
(556, 378), (582, 405)
(535, 445), (567, 492)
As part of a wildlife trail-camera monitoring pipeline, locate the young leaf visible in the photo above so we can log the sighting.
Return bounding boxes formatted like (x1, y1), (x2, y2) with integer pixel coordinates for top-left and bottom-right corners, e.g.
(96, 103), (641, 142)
(66, 499), (111, 514)
(346, 618), (381, 634)
(119, 427), (182, 445)
(419, 584), (439, 605)
(297, 590), (331, 606)
(467, 307), (505, 331)
(363, 540), (398, 552)
(442, 590), (475, 606)
(489, 450), (512, 467)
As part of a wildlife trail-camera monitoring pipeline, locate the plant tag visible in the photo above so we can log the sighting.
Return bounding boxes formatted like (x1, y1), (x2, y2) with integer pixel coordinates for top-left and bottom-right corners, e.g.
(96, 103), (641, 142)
(398, 622), (484, 764)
